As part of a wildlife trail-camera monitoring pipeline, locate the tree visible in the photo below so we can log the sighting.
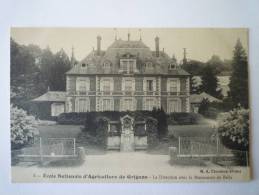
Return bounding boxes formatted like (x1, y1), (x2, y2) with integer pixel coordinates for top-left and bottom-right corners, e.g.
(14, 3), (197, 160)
(39, 47), (55, 89)
(199, 65), (222, 99)
(229, 39), (249, 108)
(190, 76), (201, 94)
(10, 39), (46, 110)
(11, 104), (39, 149)
(207, 55), (224, 74)
(49, 49), (71, 91)
(182, 60), (205, 75)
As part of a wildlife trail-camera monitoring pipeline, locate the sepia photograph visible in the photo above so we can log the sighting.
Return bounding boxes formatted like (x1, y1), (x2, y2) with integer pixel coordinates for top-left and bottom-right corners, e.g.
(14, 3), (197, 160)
(10, 28), (250, 182)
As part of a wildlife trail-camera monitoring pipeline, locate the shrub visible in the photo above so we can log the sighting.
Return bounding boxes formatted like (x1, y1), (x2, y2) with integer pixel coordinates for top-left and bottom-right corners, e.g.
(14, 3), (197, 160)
(11, 104), (39, 149)
(134, 123), (147, 136)
(151, 108), (167, 138)
(146, 117), (159, 148)
(217, 107), (249, 151)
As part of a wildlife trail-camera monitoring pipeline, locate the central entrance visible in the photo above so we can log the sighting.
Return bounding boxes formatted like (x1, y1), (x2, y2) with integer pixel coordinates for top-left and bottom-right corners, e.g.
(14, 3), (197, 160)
(120, 115), (135, 152)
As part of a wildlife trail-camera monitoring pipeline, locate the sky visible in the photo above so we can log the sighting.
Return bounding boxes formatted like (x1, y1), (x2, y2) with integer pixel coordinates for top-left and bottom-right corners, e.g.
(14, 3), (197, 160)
(11, 28), (248, 62)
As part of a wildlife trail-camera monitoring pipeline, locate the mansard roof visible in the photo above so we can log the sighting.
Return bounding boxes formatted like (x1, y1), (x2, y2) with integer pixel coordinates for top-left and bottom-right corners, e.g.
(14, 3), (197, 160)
(66, 38), (190, 76)
(109, 39), (149, 49)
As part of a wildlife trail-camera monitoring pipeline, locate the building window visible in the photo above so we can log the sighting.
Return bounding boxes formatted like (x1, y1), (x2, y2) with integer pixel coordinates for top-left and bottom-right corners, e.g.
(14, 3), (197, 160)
(76, 77), (90, 94)
(167, 78), (179, 93)
(103, 61), (111, 68)
(124, 99), (133, 111)
(145, 62), (153, 71)
(144, 98), (155, 111)
(169, 80), (177, 92)
(169, 63), (176, 70)
(125, 79), (132, 91)
(121, 60), (127, 71)
(51, 103), (65, 116)
(168, 99), (181, 113)
(78, 99), (89, 112)
(103, 79), (111, 92)
(102, 99), (113, 111)
(147, 80), (153, 91)
(119, 59), (137, 73)
(122, 77), (135, 92)
(144, 77), (156, 92)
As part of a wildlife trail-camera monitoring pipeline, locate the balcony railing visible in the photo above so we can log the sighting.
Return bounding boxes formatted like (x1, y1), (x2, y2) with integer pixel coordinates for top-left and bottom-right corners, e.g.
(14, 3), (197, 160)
(67, 90), (190, 96)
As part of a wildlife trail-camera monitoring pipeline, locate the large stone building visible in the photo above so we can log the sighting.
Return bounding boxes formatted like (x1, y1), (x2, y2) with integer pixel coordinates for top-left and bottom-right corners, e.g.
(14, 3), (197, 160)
(33, 34), (191, 117)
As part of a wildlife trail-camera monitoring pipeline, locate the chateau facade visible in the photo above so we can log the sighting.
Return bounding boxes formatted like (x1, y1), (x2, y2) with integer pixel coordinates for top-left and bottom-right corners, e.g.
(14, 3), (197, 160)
(33, 34), (191, 117)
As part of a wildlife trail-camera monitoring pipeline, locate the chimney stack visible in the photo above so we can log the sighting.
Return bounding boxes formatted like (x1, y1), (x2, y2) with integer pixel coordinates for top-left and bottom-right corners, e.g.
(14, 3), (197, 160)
(155, 36), (160, 57)
(127, 32), (130, 41)
(97, 35), (101, 55)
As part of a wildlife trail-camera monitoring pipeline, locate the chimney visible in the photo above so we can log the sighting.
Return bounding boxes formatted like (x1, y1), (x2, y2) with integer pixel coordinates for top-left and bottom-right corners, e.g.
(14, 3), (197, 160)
(127, 32), (130, 41)
(97, 35), (101, 55)
(155, 36), (160, 57)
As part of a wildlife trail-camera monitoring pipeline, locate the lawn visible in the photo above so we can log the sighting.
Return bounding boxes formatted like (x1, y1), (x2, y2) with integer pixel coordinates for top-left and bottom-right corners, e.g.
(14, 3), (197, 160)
(168, 124), (216, 138)
(168, 117), (217, 138)
(37, 124), (105, 154)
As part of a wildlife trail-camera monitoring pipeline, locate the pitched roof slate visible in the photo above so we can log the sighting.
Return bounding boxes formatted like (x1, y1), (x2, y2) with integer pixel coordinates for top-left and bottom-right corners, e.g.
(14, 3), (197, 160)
(66, 39), (190, 76)
(32, 91), (66, 102)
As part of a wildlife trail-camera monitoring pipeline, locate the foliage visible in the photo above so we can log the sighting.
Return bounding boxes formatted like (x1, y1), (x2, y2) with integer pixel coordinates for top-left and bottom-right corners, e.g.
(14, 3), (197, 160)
(198, 98), (210, 116)
(199, 65), (223, 99)
(182, 60), (205, 75)
(10, 104), (39, 149)
(217, 107), (249, 151)
(50, 49), (71, 90)
(10, 39), (74, 112)
(190, 76), (201, 94)
(167, 112), (202, 125)
(229, 39), (249, 108)
(146, 117), (159, 148)
(11, 39), (47, 110)
(198, 98), (235, 119)
(151, 107), (167, 138)
(206, 55), (224, 74)
(58, 110), (168, 139)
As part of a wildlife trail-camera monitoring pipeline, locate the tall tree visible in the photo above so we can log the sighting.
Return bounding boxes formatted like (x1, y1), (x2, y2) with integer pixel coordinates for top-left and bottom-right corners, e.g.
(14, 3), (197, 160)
(49, 49), (71, 91)
(39, 47), (55, 89)
(10, 39), (46, 109)
(229, 39), (249, 108)
(200, 65), (222, 99)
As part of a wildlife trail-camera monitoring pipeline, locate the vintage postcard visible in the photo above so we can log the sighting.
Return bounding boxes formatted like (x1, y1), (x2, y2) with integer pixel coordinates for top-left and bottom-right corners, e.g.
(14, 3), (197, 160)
(10, 28), (251, 182)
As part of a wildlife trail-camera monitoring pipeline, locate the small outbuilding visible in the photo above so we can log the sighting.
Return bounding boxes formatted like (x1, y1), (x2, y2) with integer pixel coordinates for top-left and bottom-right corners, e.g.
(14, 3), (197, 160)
(190, 92), (222, 113)
(32, 91), (66, 119)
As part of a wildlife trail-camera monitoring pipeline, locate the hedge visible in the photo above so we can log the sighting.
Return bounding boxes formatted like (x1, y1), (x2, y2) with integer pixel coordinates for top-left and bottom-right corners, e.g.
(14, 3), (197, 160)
(58, 111), (202, 126)
(167, 112), (203, 125)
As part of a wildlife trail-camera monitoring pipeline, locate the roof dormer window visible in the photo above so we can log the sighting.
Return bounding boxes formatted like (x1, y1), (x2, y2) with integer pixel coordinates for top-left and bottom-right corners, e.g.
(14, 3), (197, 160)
(169, 63), (177, 70)
(119, 58), (138, 74)
(81, 63), (87, 68)
(103, 61), (111, 68)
